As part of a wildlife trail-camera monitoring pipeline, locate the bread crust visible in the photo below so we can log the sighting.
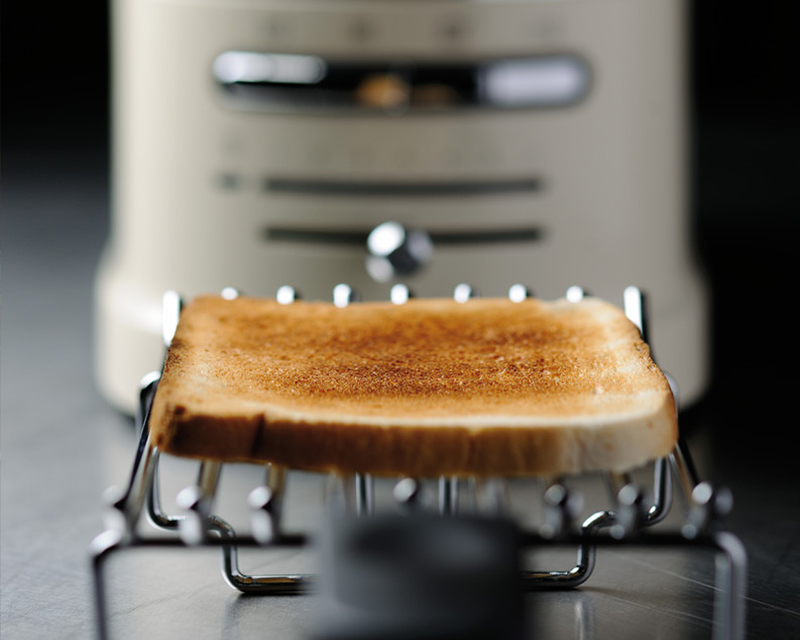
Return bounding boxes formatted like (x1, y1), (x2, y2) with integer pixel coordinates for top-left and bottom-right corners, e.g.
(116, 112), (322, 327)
(149, 296), (677, 477)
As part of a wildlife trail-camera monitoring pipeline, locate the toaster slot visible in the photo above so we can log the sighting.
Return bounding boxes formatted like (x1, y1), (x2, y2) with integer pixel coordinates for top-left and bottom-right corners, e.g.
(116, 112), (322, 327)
(262, 177), (542, 197)
(213, 52), (590, 114)
(262, 226), (543, 246)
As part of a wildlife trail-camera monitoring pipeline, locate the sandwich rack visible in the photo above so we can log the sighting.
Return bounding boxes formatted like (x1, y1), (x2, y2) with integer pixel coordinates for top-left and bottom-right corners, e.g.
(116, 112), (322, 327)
(90, 284), (747, 640)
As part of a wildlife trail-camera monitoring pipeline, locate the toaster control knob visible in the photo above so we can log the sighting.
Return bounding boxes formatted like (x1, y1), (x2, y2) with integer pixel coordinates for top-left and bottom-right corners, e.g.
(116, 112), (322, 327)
(365, 221), (434, 282)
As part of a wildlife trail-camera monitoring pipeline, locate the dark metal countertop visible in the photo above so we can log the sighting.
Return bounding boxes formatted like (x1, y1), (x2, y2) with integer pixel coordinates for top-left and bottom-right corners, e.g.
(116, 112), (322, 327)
(2, 124), (800, 639)
(2, 0), (800, 623)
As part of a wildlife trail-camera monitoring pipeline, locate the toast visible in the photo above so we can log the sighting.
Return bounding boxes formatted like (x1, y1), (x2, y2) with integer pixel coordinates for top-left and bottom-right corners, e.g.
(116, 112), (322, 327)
(148, 295), (677, 477)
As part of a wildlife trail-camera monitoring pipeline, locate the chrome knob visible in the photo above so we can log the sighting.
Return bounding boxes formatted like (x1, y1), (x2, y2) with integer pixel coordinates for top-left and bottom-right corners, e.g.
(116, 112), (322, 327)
(365, 221), (433, 282)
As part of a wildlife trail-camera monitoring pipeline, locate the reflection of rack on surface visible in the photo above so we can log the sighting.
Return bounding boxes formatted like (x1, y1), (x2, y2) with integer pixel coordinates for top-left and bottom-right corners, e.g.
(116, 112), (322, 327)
(90, 284), (747, 640)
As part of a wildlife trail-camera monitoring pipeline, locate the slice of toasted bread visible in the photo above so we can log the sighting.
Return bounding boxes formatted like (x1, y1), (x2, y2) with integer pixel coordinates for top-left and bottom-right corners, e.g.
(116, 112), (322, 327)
(148, 295), (677, 477)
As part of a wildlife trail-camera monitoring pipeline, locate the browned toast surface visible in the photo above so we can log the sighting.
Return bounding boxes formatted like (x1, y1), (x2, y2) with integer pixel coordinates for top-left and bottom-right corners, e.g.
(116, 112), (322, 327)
(149, 295), (677, 476)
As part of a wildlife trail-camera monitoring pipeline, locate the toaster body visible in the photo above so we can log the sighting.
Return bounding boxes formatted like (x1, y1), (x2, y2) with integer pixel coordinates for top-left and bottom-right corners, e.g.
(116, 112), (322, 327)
(96, 0), (707, 413)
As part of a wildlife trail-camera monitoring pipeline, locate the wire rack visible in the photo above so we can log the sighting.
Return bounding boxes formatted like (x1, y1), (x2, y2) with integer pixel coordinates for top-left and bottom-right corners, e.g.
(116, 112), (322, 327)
(90, 284), (747, 640)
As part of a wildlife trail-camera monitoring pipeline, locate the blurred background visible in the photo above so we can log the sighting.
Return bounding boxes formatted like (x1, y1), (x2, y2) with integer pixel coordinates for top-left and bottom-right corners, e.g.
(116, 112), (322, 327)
(2, 1), (799, 638)
(4, 0), (798, 428)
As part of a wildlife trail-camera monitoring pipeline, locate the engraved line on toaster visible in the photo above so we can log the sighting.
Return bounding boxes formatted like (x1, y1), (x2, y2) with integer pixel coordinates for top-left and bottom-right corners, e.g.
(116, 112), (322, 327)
(263, 177), (541, 197)
(263, 227), (543, 245)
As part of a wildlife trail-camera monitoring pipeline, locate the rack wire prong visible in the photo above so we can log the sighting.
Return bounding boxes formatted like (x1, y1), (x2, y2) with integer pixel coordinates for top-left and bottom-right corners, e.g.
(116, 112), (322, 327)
(682, 482), (734, 540)
(623, 285), (649, 341)
(333, 283), (360, 308)
(277, 285), (300, 305)
(176, 486), (207, 545)
(508, 283), (531, 302)
(162, 290), (184, 348)
(394, 477), (423, 513)
(611, 484), (650, 539)
(606, 471), (634, 504)
(438, 476), (459, 516)
(540, 483), (583, 539)
(390, 283), (413, 305)
(454, 283), (477, 303)
(355, 473), (375, 516)
(565, 286), (587, 302)
(176, 462), (222, 545)
(249, 464), (288, 543)
(248, 486), (278, 544)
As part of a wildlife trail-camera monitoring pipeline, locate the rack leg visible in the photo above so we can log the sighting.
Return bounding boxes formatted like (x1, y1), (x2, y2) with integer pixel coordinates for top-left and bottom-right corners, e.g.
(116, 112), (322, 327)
(146, 450), (177, 530)
(646, 457), (673, 524)
(90, 530), (123, 640)
(522, 509), (616, 590)
(713, 532), (748, 640)
(90, 436), (159, 639)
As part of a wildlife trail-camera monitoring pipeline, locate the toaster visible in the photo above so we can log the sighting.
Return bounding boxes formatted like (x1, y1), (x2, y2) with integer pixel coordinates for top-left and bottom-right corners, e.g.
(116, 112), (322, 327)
(95, 0), (707, 414)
